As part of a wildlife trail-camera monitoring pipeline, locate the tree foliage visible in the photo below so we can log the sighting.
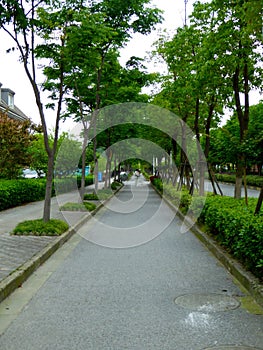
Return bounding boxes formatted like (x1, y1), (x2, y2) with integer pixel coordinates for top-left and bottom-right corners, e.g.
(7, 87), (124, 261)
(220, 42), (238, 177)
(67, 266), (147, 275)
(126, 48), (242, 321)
(153, 0), (262, 198)
(0, 112), (36, 179)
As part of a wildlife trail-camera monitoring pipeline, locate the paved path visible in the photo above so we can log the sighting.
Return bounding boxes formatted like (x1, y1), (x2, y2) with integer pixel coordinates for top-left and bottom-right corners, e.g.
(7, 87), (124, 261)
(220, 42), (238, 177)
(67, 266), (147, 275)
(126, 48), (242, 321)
(0, 176), (262, 350)
(204, 180), (260, 198)
(0, 183), (105, 283)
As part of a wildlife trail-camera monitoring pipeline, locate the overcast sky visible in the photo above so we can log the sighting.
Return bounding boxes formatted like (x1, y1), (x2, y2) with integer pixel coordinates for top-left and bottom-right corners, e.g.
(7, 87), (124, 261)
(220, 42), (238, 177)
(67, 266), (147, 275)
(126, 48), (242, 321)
(0, 0), (261, 130)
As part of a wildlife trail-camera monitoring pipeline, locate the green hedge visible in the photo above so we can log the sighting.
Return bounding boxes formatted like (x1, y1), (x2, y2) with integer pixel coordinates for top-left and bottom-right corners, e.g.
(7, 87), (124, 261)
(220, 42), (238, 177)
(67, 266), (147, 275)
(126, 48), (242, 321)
(0, 179), (46, 211)
(198, 196), (263, 279)
(0, 175), (94, 211)
(215, 173), (263, 188)
(13, 218), (69, 236)
(152, 182), (263, 279)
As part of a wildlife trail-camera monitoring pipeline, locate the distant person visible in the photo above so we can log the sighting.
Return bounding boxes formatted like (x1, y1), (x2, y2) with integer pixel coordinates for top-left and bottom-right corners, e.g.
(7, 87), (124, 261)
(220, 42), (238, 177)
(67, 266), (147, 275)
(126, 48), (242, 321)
(135, 169), (140, 177)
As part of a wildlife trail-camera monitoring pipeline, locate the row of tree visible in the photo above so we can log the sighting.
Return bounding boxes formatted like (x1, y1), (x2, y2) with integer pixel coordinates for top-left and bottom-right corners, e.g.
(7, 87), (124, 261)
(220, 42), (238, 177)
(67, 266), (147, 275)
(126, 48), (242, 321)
(0, 0), (262, 221)
(152, 0), (262, 198)
(0, 0), (163, 221)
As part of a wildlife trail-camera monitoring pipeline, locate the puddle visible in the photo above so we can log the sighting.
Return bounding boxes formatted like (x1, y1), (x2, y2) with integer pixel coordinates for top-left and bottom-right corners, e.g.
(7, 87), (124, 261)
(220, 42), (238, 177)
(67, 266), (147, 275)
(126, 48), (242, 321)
(174, 293), (240, 312)
(203, 346), (262, 350)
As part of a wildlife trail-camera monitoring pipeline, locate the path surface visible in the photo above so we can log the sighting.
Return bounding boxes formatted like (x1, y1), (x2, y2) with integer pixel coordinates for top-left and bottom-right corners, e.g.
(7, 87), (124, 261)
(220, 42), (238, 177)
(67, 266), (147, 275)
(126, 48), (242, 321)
(0, 182), (105, 282)
(0, 176), (262, 350)
(204, 180), (260, 198)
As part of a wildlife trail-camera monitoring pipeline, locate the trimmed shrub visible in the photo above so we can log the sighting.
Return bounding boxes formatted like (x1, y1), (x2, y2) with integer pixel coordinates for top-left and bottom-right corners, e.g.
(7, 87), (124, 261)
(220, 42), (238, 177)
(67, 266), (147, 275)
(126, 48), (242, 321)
(60, 201), (96, 212)
(0, 179), (46, 211)
(0, 175), (94, 211)
(199, 196), (263, 277)
(153, 182), (263, 279)
(152, 178), (163, 193)
(110, 180), (123, 190)
(12, 219), (69, 236)
(215, 173), (263, 188)
(84, 193), (99, 200)
(96, 189), (113, 200)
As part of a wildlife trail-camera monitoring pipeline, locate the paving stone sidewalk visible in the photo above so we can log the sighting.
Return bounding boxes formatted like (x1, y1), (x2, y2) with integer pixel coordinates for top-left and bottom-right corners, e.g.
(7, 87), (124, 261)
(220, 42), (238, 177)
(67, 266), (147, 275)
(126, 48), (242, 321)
(0, 183), (106, 293)
(0, 234), (56, 281)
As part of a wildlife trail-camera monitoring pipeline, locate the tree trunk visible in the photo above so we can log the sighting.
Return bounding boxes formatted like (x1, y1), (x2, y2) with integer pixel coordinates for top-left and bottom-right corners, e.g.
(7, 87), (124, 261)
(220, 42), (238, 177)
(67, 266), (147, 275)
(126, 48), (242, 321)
(234, 155), (244, 199)
(233, 52), (249, 199)
(254, 186), (263, 215)
(43, 154), (54, 222)
(80, 126), (89, 201)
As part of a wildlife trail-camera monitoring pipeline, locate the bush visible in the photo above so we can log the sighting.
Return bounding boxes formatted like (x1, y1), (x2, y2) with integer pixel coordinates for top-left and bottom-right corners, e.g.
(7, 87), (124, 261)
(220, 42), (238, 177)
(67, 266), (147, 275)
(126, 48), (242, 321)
(110, 180), (122, 190)
(55, 175), (94, 194)
(60, 201), (96, 212)
(200, 196), (263, 278)
(12, 219), (69, 236)
(154, 182), (263, 279)
(84, 193), (99, 200)
(96, 189), (113, 200)
(0, 179), (46, 211)
(76, 174), (94, 188)
(152, 178), (163, 193)
(0, 175), (95, 211)
(215, 173), (263, 187)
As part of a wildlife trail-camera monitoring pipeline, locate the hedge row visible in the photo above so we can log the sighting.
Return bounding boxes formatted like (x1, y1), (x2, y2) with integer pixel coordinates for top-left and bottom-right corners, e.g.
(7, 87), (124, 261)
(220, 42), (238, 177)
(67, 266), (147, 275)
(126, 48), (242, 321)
(0, 175), (94, 211)
(198, 196), (263, 279)
(215, 173), (263, 188)
(152, 179), (263, 279)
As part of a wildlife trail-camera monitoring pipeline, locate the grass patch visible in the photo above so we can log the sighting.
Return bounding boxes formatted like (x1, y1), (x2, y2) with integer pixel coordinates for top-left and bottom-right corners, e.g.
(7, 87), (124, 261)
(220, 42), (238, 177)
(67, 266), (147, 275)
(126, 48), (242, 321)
(60, 202), (96, 212)
(83, 193), (99, 200)
(12, 219), (69, 236)
(111, 181), (122, 190)
(96, 189), (113, 200)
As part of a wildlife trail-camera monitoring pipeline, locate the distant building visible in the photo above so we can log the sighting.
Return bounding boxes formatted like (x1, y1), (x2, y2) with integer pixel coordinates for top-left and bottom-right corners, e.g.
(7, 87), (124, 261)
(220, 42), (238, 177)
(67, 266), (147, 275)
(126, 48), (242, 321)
(0, 82), (28, 122)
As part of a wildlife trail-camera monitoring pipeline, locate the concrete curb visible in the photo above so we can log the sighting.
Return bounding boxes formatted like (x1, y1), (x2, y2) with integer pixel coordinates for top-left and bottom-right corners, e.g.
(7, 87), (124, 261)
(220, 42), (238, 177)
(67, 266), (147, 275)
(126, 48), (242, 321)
(152, 184), (263, 308)
(0, 185), (123, 303)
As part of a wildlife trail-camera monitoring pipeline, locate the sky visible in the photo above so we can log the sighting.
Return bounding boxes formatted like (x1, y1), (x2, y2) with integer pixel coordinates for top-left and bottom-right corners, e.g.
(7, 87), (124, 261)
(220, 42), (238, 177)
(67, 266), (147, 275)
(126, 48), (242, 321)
(0, 0), (195, 129)
(0, 0), (261, 130)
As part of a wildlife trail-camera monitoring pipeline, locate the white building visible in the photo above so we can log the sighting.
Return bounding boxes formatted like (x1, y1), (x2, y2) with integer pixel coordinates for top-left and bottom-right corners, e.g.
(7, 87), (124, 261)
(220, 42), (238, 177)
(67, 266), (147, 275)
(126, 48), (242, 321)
(0, 82), (28, 122)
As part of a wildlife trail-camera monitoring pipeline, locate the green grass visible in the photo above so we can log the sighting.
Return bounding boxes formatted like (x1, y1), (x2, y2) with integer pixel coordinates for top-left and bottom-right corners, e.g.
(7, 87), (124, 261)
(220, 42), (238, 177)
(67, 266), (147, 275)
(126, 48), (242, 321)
(83, 193), (99, 200)
(97, 189), (113, 200)
(111, 181), (122, 190)
(60, 201), (97, 212)
(12, 219), (69, 236)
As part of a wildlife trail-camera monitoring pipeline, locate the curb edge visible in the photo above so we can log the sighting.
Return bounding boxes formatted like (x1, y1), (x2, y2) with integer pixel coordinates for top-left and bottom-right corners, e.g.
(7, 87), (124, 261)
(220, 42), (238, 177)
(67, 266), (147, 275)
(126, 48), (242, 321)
(152, 184), (263, 308)
(0, 184), (123, 303)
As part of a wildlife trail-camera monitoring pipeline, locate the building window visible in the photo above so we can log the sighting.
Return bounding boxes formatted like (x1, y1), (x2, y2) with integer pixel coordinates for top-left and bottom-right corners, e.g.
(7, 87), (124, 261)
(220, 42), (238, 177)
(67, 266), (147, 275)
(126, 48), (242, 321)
(8, 94), (14, 108)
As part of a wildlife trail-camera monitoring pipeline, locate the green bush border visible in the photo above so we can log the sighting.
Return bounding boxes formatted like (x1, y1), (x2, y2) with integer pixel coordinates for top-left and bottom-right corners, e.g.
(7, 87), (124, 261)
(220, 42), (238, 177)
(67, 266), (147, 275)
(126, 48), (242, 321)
(152, 181), (263, 280)
(215, 173), (263, 188)
(12, 219), (69, 236)
(59, 201), (97, 212)
(0, 175), (94, 211)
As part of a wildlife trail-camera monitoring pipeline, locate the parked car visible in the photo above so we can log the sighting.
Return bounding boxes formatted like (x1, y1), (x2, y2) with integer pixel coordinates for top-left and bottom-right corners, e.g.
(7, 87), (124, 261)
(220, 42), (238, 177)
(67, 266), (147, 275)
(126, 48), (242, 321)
(120, 171), (128, 181)
(22, 169), (38, 178)
(22, 169), (45, 178)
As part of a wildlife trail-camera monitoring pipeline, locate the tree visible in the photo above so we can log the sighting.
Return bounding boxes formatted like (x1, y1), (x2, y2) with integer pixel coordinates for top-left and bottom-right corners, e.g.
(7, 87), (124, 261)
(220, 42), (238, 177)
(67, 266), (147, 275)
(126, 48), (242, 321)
(28, 133), (49, 177)
(154, 23), (224, 194)
(0, 111), (36, 179)
(55, 132), (82, 176)
(0, 0), (83, 221)
(61, 2), (162, 193)
(190, 0), (263, 198)
(209, 101), (263, 175)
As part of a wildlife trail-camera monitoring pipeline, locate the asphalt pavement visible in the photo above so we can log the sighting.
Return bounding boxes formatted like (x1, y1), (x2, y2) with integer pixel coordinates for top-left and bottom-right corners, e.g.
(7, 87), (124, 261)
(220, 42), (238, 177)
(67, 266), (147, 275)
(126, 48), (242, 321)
(204, 180), (260, 198)
(0, 176), (262, 350)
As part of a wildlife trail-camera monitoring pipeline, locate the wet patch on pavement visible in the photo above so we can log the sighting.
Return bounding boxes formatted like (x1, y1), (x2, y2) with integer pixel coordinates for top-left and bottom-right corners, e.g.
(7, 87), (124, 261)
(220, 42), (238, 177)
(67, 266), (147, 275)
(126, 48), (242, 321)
(203, 346), (263, 350)
(174, 293), (240, 312)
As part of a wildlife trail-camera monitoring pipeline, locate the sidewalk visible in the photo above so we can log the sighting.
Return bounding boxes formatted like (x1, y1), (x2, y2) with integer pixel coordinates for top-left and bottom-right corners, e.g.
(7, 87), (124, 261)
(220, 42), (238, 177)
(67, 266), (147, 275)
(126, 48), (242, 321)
(0, 183), (106, 302)
(0, 179), (262, 309)
(0, 178), (262, 350)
